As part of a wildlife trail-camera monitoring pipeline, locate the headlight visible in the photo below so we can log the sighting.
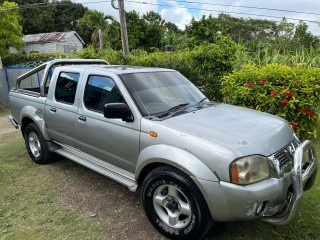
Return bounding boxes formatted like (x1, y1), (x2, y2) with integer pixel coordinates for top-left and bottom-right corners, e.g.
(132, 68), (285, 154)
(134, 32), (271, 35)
(231, 155), (270, 185)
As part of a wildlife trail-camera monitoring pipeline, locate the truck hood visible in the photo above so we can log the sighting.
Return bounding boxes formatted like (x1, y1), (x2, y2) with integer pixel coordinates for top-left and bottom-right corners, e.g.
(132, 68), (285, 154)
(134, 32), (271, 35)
(161, 103), (293, 157)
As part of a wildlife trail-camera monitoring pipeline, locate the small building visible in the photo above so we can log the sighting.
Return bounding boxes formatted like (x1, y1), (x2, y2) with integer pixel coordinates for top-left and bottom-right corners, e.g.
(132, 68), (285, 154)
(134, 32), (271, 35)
(9, 31), (85, 54)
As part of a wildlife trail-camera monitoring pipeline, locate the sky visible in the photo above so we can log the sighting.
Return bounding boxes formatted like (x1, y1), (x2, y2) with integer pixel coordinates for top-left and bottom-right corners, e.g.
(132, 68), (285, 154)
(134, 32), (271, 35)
(74, 0), (320, 35)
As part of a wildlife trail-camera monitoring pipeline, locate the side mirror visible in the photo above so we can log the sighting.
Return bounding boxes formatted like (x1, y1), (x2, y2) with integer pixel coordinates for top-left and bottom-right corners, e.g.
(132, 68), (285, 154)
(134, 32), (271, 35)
(104, 103), (133, 122)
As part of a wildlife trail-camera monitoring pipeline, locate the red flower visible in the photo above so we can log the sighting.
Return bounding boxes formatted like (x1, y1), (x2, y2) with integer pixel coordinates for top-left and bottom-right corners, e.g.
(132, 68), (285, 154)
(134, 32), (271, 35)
(309, 93), (313, 97)
(247, 83), (253, 87)
(307, 110), (314, 115)
(271, 91), (278, 96)
(299, 109), (314, 115)
(291, 122), (297, 129)
(260, 78), (267, 83)
(295, 80), (300, 84)
(286, 92), (293, 97)
(283, 99), (289, 104)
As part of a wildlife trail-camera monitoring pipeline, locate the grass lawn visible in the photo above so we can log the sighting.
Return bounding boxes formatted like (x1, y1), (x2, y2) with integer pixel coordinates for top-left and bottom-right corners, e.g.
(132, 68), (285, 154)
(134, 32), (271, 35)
(0, 111), (104, 239)
(0, 105), (319, 240)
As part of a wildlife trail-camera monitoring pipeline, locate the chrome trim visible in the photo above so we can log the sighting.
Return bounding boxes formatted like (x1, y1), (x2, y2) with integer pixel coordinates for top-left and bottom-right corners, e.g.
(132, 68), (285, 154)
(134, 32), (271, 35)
(9, 115), (19, 129)
(262, 140), (318, 226)
(16, 59), (109, 96)
(54, 143), (138, 192)
(268, 137), (301, 178)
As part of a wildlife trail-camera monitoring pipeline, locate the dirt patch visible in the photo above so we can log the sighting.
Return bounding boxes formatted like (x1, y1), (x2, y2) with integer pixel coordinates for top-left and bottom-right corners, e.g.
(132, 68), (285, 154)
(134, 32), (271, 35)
(51, 159), (165, 240)
(0, 115), (18, 135)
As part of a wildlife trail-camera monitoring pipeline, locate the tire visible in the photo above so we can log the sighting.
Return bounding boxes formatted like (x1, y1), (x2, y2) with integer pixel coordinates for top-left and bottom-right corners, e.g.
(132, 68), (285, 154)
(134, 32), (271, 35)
(142, 166), (212, 240)
(24, 123), (55, 164)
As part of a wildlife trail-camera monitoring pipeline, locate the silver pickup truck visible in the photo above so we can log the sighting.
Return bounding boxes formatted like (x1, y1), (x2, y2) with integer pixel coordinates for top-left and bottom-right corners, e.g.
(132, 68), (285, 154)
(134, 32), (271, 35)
(9, 59), (318, 240)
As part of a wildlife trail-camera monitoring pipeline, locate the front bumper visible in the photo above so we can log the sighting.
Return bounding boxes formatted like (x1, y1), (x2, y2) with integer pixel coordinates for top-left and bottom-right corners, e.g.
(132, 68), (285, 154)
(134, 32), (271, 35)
(262, 140), (317, 226)
(199, 140), (317, 224)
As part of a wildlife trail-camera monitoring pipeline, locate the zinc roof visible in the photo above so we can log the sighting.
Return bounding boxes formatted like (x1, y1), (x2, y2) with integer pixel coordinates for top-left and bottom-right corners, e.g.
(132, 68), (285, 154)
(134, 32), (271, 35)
(23, 31), (85, 44)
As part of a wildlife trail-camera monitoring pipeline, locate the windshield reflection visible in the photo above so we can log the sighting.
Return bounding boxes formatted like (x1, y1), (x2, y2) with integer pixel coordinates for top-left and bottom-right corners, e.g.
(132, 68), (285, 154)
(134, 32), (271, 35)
(121, 71), (206, 117)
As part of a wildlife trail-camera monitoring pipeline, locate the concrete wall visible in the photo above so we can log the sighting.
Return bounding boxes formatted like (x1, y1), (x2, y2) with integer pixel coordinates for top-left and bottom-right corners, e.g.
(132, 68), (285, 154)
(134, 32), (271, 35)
(57, 35), (83, 53)
(21, 42), (57, 54)
(0, 69), (9, 106)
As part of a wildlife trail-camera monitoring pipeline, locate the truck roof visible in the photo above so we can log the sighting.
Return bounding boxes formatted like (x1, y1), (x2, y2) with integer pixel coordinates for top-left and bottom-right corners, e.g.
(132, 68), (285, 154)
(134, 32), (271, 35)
(16, 59), (176, 96)
(63, 65), (175, 75)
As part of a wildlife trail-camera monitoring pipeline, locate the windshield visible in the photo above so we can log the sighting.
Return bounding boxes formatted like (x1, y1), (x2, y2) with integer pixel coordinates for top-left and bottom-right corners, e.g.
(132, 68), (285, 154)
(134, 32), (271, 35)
(121, 71), (206, 117)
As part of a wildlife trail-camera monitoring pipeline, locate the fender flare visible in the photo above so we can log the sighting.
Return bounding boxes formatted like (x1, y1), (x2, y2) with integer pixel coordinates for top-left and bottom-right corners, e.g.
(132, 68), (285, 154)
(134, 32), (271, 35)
(135, 144), (219, 182)
(20, 106), (50, 140)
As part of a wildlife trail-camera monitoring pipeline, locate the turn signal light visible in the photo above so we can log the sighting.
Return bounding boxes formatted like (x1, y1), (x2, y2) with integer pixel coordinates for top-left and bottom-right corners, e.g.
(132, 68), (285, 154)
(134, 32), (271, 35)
(149, 131), (157, 138)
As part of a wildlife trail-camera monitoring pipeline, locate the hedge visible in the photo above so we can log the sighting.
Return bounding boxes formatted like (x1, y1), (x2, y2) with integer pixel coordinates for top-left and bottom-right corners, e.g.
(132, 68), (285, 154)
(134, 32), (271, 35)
(76, 36), (237, 101)
(222, 64), (320, 139)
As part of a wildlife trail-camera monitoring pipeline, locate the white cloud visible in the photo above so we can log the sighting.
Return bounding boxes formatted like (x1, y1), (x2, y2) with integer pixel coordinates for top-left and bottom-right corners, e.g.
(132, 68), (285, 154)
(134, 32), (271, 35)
(160, 4), (193, 29)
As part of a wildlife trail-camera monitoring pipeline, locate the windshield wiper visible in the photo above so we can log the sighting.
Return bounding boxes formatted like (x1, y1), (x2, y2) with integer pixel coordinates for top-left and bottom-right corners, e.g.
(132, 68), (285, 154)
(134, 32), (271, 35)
(196, 97), (208, 108)
(157, 103), (190, 118)
(197, 97), (208, 105)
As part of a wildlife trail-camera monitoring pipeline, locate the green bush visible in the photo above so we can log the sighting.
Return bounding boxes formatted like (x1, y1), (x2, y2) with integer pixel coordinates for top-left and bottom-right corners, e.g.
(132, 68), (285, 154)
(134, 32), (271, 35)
(127, 51), (198, 81)
(191, 36), (237, 101)
(76, 43), (237, 101)
(222, 64), (320, 138)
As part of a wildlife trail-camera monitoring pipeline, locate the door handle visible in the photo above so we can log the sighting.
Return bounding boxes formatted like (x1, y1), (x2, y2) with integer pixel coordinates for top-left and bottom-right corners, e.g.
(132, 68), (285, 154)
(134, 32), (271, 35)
(50, 107), (56, 113)
(78, 116), (86, 122)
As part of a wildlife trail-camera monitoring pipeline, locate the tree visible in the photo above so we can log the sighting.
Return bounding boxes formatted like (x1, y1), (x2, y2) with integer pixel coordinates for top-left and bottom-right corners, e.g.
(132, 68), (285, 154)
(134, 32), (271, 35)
(164, 22), (182, 34)
(293, 21), (318, 49)
(52, 0), (88, 32)
(126, 10), (146, 50)
(77, 10), (120, 49)
(2, 0), (55, 34)
(0, 1), (24, 56)
(185, 15), (221, 47)
(142, 11), (165, 51)
(217, 14), (277, 43)
(1, 0), (88, 34)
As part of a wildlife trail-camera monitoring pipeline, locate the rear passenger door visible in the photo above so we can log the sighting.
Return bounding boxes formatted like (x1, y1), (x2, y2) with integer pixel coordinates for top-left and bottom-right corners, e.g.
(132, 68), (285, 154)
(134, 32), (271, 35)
(75, 73), (141, 173)
(45, 70), (82, 148)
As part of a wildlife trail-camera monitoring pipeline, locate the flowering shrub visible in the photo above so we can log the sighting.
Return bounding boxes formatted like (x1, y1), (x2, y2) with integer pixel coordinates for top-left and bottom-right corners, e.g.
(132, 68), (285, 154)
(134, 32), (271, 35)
(222, 64), (320, 139)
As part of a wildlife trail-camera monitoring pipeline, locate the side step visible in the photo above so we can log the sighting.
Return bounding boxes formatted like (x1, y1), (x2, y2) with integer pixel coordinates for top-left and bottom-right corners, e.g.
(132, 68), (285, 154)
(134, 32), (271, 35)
(54, 144), (138, 192)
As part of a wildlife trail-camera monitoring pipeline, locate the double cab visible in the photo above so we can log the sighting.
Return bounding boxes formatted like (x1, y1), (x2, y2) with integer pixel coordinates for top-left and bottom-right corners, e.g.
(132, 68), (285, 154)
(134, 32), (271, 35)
(9, 59), (318, 240)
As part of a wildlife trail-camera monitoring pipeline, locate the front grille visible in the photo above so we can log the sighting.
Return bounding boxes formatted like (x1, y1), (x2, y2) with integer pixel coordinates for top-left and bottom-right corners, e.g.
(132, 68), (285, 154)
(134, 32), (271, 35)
(273, 136), (300, 168)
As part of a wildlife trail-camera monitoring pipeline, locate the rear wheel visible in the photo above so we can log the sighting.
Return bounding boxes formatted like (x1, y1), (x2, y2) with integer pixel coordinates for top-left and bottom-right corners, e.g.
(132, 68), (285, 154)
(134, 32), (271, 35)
(24, 123), (55, 164)
(142, 166), (212, 240)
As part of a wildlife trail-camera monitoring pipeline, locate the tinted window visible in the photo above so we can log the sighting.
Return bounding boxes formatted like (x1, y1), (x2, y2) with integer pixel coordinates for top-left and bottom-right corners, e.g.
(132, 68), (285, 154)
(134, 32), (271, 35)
(84, 75), (124, 112)
(55, 72), (80, 104)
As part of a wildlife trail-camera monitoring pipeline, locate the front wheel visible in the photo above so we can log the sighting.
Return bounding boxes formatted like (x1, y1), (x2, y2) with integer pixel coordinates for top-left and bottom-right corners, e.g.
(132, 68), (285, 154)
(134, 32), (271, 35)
(141, 166), (212, 240)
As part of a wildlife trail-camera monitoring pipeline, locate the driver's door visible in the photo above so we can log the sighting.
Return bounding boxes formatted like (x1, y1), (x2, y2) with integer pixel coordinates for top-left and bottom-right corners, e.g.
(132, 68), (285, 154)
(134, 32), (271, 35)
(75, 74), (140, 173)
